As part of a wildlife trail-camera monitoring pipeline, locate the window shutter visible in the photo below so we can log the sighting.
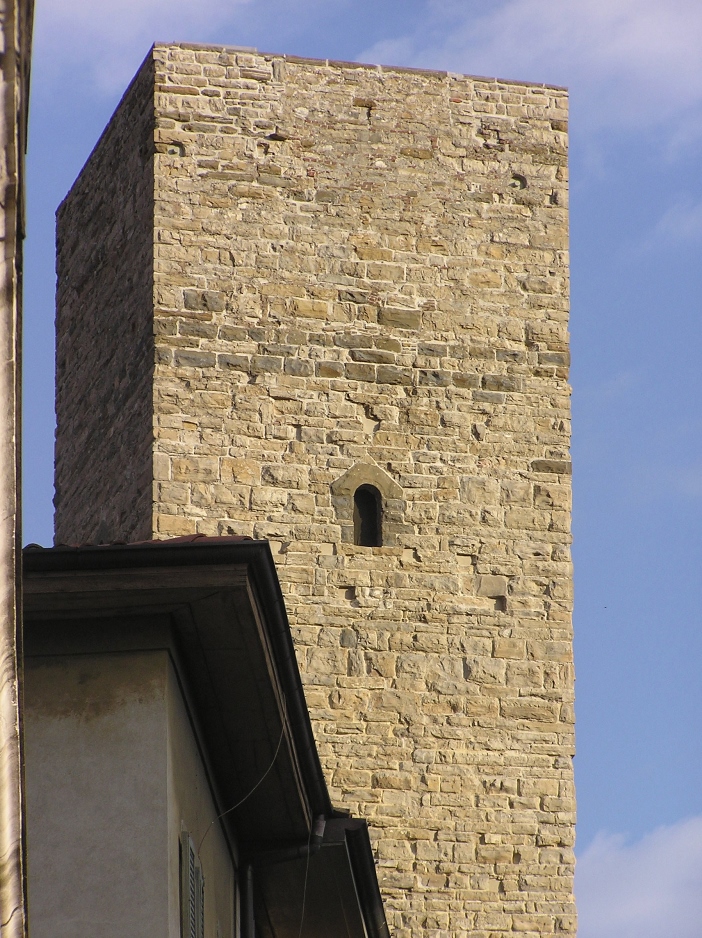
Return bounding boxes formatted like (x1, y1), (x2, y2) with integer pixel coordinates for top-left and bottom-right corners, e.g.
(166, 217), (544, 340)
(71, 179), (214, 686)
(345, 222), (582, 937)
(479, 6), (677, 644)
(181, 831), (205, 938)
(197, 863), (205, 938)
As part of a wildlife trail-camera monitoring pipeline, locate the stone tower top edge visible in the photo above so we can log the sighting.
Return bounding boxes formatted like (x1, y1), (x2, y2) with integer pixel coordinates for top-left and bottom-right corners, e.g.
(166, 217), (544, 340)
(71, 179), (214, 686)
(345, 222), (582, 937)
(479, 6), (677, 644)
(56, 48), (156, 218)
(151, 40), (569, 94)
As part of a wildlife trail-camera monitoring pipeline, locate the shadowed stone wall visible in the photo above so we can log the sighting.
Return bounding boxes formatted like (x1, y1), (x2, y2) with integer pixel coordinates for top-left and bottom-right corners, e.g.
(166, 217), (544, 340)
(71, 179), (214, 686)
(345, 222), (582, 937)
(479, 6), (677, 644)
(55, 43), (575, 938)
(55, 54), (155, 545)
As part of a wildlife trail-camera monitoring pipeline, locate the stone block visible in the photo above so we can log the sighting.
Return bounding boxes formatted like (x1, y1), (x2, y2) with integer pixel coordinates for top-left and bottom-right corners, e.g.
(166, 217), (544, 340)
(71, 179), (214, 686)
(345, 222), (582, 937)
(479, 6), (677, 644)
(317, 361), (344, 378)
(531, 459), (572, 475)
(217, 353), (249, 372)
(172, 457), (219, 482)
(345, 362), (376, 382)
(284, 358), (314, 377)
(476, 575), (508, 598)
(261, 464), (308, 489)
(378, 308), (421, 330)
(376, 364), (412, 385)
(291, 297), (329, 318)
(500, 697), (559, 722)
(183, 288), (226, 311)
(174, 349), (216, 368)
(492, 638), (525, 659)
(482, 374), (522, 393)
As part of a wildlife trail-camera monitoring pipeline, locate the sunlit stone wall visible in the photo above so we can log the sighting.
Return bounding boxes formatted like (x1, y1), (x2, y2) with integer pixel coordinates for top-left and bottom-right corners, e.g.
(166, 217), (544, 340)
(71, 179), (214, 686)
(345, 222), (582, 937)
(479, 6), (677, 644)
(55, 43), (575, 938)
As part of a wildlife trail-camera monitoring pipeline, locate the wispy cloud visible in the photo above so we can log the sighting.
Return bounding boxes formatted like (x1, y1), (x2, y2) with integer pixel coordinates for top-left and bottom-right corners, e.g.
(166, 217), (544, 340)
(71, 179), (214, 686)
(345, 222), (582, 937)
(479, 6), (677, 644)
(359, 0), (702, 137)
(576, 817), (702, 938)
(654, 196), (702, 243)
(34, 0), (702, 138)
(35, 0), (254, 92)
(630, 193), (702, 254)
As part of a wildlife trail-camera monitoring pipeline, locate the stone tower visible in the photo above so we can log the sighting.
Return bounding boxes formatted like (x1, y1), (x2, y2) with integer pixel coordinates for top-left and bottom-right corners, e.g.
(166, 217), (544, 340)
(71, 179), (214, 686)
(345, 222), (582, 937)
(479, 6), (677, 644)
(55, 43), (575, 938)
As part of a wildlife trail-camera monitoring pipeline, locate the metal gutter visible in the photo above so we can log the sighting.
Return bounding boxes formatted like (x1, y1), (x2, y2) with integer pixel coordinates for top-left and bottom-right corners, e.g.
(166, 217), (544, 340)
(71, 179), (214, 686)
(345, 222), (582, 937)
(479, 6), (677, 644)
(341, 821), (391, 938)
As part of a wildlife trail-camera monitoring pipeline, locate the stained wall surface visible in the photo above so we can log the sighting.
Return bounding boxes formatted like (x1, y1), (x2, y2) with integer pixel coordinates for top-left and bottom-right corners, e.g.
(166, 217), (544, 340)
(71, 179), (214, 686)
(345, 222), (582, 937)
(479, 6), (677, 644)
(25, 648), (236, 938)
(166, 659), (238, 938)
(25, 651), (170, 938)
(55, 44), (575, 938)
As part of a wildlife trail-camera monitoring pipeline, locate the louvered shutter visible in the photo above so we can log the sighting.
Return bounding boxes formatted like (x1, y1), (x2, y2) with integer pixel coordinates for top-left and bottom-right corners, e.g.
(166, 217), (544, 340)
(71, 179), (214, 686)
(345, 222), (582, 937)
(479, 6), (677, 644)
(181, 831), (205, 938)
(196, 862), (205, 938)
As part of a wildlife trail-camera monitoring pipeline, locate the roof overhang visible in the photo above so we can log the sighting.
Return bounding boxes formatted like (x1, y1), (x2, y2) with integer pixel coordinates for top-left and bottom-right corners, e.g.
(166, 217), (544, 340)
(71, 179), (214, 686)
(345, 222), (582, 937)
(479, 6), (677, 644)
(23, 537), (389, 938)
(256, 819), (389, 938)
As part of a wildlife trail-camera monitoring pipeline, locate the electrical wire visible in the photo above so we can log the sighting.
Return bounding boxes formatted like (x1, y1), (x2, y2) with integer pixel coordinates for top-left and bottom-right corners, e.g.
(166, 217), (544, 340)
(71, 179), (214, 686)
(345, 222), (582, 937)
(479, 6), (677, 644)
(199, 695), (288, 854)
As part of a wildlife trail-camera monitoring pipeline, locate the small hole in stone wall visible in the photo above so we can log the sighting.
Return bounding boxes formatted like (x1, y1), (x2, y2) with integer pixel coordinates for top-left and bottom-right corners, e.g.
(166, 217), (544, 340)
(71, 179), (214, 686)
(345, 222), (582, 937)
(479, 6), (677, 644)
(353, 484), (382, 547)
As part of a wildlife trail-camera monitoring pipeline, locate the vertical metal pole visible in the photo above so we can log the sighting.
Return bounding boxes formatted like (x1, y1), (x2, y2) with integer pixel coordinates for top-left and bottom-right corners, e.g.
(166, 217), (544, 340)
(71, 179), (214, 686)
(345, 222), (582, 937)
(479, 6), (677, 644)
(242, 864), (255, 938)
(0, 1), (32, 935)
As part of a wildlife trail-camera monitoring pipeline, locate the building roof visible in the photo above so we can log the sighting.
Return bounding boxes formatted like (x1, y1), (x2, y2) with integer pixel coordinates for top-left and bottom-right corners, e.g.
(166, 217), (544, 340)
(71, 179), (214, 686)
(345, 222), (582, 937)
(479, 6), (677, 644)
(24, 536), (389, 938)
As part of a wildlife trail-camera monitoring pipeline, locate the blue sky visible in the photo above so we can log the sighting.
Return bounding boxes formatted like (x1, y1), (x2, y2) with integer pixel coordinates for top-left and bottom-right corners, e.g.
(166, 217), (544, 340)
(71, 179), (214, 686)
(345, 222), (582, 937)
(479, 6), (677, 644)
(24, 1), (702, 933)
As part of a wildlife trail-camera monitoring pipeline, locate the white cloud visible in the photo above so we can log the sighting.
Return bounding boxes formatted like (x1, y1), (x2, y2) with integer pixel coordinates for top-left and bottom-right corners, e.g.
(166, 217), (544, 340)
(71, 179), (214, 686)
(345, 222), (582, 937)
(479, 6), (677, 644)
(33, 0), (702, 136)
(359, 0), (702, 136)
(576, 816), (702, 938)
(630, 193), (702, 253)
(654, 196), (702, 243)
(34, 0), (253, 92)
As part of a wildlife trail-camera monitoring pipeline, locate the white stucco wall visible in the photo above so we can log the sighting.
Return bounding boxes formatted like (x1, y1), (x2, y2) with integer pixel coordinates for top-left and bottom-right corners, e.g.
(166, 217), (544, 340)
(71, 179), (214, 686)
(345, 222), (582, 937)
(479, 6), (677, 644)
(167, 660), (237, 938)
(25, 647), (237, 938)
(24, 650), (170, 938)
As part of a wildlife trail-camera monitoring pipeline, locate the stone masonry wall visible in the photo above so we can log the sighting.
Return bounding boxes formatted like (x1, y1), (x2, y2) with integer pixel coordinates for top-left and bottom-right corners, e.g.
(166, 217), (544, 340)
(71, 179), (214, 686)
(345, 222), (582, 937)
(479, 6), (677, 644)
(54, 53), (156, 545)
(55, 43), (575, 938)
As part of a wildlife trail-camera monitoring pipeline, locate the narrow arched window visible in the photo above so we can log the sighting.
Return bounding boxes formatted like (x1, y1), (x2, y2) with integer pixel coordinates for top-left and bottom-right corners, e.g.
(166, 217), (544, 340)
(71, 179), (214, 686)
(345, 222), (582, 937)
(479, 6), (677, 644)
(353, 485), (382, 547)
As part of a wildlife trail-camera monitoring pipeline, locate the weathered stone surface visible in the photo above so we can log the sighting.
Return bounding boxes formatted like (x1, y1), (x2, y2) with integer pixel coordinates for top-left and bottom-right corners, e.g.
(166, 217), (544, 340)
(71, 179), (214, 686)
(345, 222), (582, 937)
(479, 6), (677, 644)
(54, 43), (575, 938)
(55, 53), (155, 545)
(183, 289), (226, 312)
(378, 308), (422, 330)
(531, 459), (573, 475)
